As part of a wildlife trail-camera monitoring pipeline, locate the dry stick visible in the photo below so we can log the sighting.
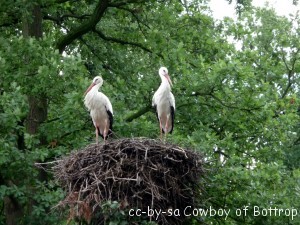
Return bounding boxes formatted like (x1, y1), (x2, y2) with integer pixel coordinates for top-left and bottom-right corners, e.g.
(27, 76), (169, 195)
(51, 138), (204, 225)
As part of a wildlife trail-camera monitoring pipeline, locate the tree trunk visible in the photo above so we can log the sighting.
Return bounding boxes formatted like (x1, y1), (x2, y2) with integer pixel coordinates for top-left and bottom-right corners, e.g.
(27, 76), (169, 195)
(26, 95), (48, 135)
(4, 4), (47, 225)
(22, 3), (46, 136)
(22, 4), (42, 38)
(4, 196), (23, 225)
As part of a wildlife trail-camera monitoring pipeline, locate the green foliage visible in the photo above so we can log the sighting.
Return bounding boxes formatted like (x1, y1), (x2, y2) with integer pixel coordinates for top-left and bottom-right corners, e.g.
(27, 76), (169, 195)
(0, 0), (300, 224)
(97, 201), (157, 225)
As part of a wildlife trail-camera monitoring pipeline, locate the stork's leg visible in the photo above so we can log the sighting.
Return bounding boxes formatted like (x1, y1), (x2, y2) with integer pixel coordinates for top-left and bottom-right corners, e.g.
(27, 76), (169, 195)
(159, 119), (163, 140)
(164, 116), (169, 142)
(164, 115), (169, 141)
(95, 127), (99, 144)
(103, 119), (108, 144)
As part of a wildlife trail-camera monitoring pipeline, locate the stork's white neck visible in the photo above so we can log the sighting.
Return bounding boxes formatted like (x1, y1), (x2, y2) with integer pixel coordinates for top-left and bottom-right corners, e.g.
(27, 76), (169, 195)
(159, 77), (171, 92)
(162, 74), (171, 83)
(86, 83), (102, 97)
(92, 83), (102, 92)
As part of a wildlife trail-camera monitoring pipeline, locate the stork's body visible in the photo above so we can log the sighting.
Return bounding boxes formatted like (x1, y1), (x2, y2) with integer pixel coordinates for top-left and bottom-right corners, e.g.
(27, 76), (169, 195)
(84, 76), (113, 144)
(152, 67), (175, 139)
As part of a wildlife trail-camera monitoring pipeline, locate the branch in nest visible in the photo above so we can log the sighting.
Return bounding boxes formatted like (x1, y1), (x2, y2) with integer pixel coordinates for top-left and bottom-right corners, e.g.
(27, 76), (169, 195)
(51, 138), (205, 225)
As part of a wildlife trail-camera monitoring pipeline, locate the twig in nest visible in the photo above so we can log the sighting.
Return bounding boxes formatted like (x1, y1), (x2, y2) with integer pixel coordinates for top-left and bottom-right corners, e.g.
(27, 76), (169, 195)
(51, 138), (205, 225)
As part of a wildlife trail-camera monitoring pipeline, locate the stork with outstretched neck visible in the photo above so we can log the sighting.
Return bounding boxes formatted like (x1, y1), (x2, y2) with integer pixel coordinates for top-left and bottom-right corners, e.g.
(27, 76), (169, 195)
(84, 76), (113, 144)
(152, 67), (175, 139)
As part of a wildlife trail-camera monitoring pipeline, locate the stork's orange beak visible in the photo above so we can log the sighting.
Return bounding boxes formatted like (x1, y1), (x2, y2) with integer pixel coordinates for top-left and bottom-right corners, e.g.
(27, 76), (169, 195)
(84, 82), (95, 96)
(165, 74), (173, 86)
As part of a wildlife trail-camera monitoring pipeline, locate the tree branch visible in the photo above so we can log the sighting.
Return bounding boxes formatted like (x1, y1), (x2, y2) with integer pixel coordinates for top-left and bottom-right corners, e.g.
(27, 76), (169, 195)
(209, 93), (263, 112)
(56, 0), (109, 53)
(93, 29), (153, 53)
(42, 0), (74, 9)
(55, 0), (71, 3)
(124, 105), (152, 122)
(116, 6), (150, 29)
(281, 48), (300, 99)
(79, 37), (102, 61)
(0, 17), (20, 27)
(108, 0), (146, 7)
(44, 14), (91, 25)
(281, 70), (294, 99)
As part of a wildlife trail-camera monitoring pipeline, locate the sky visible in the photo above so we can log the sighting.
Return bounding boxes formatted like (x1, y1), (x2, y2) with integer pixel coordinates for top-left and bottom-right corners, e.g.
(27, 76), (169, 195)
(209, 0), (300, 19)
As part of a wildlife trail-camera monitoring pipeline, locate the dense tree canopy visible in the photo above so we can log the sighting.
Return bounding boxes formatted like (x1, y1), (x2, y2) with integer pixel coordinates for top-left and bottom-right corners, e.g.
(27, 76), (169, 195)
(0, 0), (299, 224)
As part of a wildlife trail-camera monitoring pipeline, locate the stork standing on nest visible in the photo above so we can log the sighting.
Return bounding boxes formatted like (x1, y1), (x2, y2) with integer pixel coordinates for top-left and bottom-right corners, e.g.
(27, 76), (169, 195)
(84, 76), (113, 144)
(152, 67), (175, 139)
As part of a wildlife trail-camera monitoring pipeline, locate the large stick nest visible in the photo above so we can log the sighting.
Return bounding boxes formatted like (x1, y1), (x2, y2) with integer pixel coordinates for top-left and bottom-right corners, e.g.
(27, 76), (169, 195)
(52, 138), (205, 224)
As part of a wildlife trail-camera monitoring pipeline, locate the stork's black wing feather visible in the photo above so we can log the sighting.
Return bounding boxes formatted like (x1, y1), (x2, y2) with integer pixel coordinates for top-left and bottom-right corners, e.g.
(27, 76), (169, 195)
(107, 109), (113, 138)
(169, 105), (175, 134)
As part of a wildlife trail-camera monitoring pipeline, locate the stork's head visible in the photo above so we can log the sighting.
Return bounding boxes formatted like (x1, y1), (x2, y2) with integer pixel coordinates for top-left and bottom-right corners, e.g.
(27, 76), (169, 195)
(93, 76), (103, 86)
(84, 76), (103, 96)
(159, 67), (172, 86)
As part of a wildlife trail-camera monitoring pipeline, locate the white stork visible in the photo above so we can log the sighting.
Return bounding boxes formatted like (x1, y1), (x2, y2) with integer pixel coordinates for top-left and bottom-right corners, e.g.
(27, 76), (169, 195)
(152, 67), (175, 139)
(84, 76), (113, 144)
